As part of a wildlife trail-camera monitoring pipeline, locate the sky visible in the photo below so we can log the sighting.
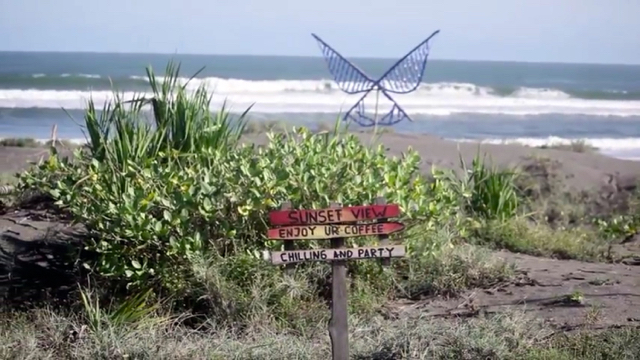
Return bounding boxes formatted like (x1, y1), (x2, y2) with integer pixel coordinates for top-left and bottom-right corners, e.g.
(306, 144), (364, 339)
(0, 0), (638, 64)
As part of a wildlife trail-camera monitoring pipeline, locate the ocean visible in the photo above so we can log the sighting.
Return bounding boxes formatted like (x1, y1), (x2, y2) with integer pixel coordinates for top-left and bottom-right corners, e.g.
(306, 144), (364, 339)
(1, 51), (640, 160)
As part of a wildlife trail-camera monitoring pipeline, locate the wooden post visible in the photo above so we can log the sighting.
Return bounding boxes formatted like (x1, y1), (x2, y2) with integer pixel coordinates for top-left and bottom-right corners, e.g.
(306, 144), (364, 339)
(280, 201), (295, 276)
(375, 196), (391, 267)
(328, 201), (349, 360)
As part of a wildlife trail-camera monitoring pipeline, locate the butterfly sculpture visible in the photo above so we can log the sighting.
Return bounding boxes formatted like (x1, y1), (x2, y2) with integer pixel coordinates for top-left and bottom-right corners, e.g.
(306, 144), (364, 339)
(312, 30), (440, 127)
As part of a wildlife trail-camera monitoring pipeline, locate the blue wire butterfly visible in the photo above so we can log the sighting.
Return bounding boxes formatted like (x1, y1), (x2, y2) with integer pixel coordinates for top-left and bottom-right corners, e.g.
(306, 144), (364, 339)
(312, 30), (440, 127)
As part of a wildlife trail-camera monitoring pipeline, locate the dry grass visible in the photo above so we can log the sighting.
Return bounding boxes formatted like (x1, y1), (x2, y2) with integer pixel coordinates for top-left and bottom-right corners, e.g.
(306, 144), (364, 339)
(0, 172), (18, 186)
(240, 120), (396, 135)
(3, 307), (639, 359)
(0, 137), (42, 147)
(537, 139), (598, 153)
(472, 217), (610, 261)
(3, 233), (635, 359)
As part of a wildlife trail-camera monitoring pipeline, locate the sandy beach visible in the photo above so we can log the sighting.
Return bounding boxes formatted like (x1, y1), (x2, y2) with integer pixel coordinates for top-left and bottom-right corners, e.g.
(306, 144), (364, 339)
(3, 131), (640, 193)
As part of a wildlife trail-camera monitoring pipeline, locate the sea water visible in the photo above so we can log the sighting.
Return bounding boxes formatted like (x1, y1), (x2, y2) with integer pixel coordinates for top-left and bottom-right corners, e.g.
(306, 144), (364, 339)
(1, 52), (639, 159)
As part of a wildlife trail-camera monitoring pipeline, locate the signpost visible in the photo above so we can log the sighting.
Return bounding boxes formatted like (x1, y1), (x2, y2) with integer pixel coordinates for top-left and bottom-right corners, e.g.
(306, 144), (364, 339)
(263, 197), (406, 360)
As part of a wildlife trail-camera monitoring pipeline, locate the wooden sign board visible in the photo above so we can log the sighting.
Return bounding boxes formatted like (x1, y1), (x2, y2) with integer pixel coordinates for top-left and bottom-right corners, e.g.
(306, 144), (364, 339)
(269, 204), (400, 226)
(265, 245), (406, 265)
(267, 222), (404, 240)
(265, 200), (404, 360)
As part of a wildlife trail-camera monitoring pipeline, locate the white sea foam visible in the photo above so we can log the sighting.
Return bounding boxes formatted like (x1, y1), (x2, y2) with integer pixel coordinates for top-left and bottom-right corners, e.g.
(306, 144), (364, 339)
(456, 136), (640, 149)
(59, 73), (102, 79)
(1, 78), (640, 117)
(0, 137), (88, 145)
(453, 136), (640, 160)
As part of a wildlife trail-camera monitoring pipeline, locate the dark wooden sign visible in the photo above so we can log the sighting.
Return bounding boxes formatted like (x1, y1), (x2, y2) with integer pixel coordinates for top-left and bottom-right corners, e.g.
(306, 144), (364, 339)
(264, 198), (405, 360)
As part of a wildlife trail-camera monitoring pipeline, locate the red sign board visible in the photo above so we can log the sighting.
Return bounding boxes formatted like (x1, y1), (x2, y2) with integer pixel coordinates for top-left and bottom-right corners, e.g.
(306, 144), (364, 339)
(267, 222), (404, 240)
(269, 204), (400, 226)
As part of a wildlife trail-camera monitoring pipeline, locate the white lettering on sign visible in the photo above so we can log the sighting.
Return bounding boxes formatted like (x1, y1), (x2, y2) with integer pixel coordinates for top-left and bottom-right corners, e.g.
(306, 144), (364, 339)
(265, 245), (406, 265)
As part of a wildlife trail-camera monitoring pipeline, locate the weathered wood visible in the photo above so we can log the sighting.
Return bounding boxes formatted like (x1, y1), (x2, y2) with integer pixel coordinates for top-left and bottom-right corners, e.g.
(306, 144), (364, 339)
(267, 222), (404, 240)
(264, 245), (406, 265)
(280, 202), (295, 275)
(269, 204), (400, 226)
(328, 202), (349, 360)
(375, 197), (391, 267)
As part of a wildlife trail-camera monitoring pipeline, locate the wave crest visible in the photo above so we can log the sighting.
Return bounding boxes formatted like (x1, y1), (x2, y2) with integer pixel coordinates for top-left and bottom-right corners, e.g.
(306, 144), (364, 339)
(0, 77), (638, 116)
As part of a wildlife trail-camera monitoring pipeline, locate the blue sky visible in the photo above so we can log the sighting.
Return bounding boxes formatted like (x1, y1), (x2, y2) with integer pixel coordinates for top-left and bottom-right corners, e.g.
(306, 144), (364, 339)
(1, 0), (638, 64)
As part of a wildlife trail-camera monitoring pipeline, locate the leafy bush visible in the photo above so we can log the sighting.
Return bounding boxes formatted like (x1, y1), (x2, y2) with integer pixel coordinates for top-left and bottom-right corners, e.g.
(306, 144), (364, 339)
(593, 187), (640, 242)
(17, 63), (467, 301)
(456, 153), (521, 221)
(472, 217), (607, 261)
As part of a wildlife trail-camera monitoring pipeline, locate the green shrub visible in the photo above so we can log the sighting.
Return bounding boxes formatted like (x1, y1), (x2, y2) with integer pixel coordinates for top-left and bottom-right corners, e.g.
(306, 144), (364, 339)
(456, 152), (521, 221)
(17, 63), (467, 301)
(472, 217), (607, 261)
(0, 137), (41, 147)
(397, 240), (514, 298)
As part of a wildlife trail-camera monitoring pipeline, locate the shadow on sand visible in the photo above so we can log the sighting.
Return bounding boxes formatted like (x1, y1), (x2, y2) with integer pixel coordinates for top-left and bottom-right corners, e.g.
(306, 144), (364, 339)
(0, 226), (89, 310)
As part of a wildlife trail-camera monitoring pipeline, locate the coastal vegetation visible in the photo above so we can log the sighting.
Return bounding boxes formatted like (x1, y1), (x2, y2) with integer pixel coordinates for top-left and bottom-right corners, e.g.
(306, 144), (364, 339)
(1, 62), (639, 359)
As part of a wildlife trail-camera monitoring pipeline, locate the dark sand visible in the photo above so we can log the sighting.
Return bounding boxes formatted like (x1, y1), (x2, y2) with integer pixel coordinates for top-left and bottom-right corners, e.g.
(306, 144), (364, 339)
(2, 133), (640, 331)
(0, 146), (61, 177)
(3, 133), (640, 192)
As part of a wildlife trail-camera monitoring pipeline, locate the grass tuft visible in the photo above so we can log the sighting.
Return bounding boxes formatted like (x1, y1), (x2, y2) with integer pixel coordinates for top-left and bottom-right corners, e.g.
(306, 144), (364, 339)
(538, 139), (598, 153)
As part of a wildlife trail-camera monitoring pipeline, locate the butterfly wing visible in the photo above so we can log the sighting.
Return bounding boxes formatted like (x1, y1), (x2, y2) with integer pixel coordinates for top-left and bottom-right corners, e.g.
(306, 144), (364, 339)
(377, 30), (440, 94)
(312, 34), (376, 94)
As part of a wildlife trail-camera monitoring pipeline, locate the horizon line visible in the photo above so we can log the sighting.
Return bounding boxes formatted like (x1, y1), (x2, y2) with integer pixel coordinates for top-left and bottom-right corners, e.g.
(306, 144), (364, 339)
(0, 49), (638, 67)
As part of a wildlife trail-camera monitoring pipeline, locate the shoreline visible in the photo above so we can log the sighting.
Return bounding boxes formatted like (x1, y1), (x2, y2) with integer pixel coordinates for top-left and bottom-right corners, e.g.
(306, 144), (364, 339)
(3, 113), (640, 161)
(0, 131), (637, 161)
(2, 131), (639, 195)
